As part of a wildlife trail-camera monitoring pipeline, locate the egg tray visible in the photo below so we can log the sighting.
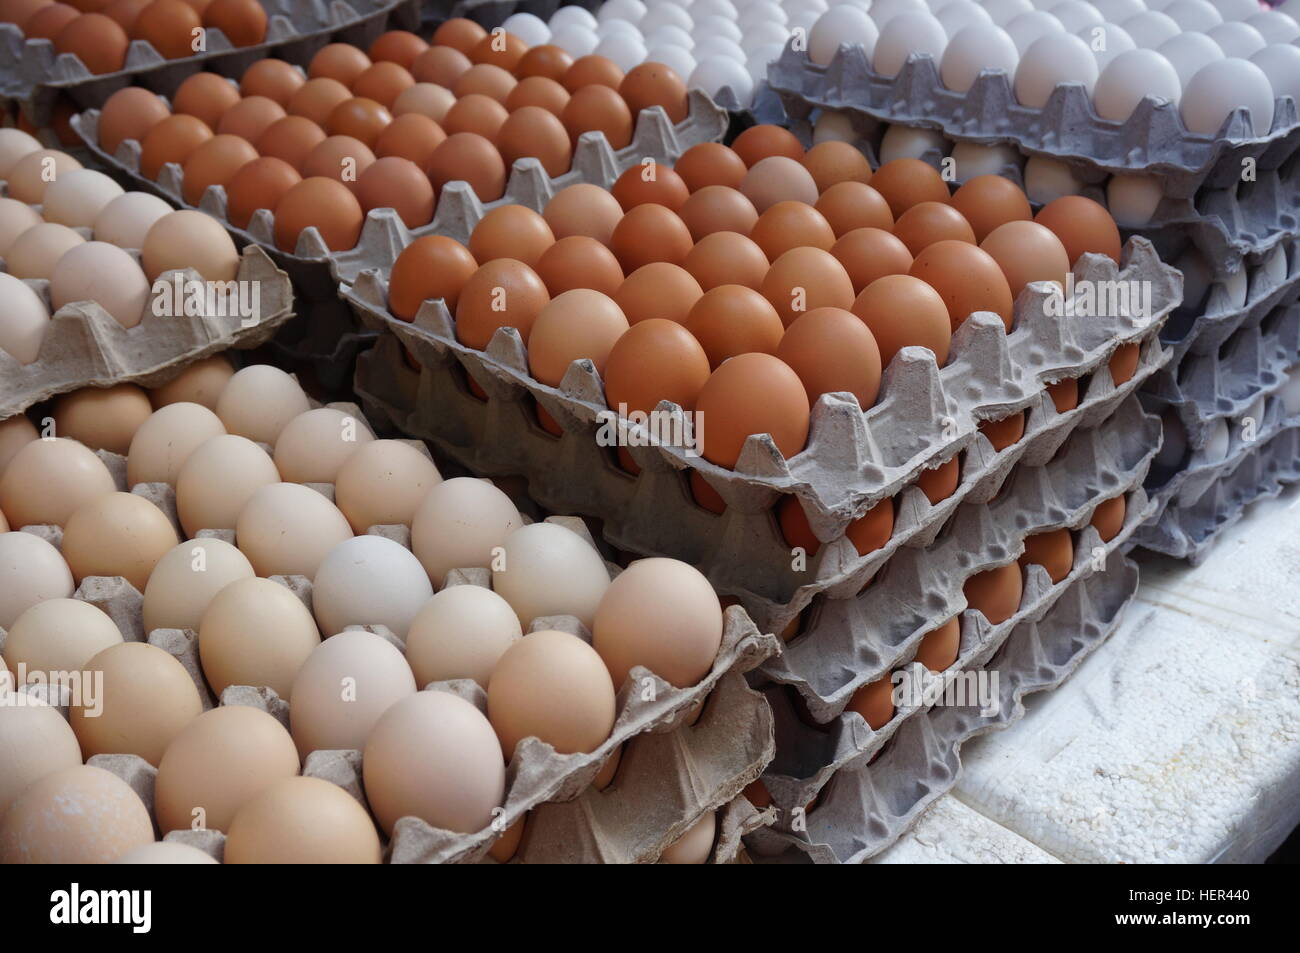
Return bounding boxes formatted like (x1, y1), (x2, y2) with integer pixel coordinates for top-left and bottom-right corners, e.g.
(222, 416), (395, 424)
(744, 552), (1139, 864)
(442, 0), (600, 31)
(766, 40), (1300, 203)
(0, 245), (294, 420)
(0, 0), (422, 130)
(758, 390), (1159, 724)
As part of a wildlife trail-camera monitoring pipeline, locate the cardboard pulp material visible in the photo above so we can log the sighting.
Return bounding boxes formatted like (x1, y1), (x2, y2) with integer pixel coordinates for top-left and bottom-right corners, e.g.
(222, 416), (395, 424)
(758, 392), (1159, 723)
(766, 42), (1300, 201)
(0, 245), (294, 419)
(0, 0), (421, 128)
(745, 554), (1140, 864)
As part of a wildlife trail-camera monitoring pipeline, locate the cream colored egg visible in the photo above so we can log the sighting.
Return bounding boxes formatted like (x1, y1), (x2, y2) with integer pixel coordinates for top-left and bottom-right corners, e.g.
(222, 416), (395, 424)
(0, 510), (6, 533)
(0, 415), (37, 477)
(215, 365), (310, 444)
(141, 537), (255, 634)
(52, 384), (154, 454)
(658, 810), (716, 864)
(0, 697), (83, 818)
(0, 765), (154, 864)
(127, 401), (226, 487)
(235, 482), (353, 577)
(362, 689), (506, 835)
(113, 842), (220, 864)
(312, 535), (432, 641)
(0, 272), (51, 364)
(41, 170), (125, 229)
(2, 598), (123, 676)
(272, 408), (375, 484)
(0, 437), (117, 528)
(50, 241), (151, 329)
(289, 630), (416, 758)
(0, 197), (41, 256)
(70, 641), (204, 766)
(154, 704), (300, 834)
(492, 523), (611, 629)
(4, 222), (84, 279)
(150, 355), (235, 410)
(225, 776), (382, 864)
(94, 191), (174, 250)
(6, 150), (82, 204)
(198, 576), (321, 698)
(141, 210), (240, 283)
(176, 434), (280, 536)
(0, 128), (41, 177)
(61, 492), (179, 592)
(410, 477), (522, 585)
(405, 585), (522, 688)
(0, 532), (73, 627)
(334, 439), (442, 532)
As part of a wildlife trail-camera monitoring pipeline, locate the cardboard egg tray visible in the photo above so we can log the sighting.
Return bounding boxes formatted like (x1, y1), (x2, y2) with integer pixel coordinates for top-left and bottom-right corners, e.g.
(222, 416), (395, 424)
(766, 42), (1300, 204)
(744, 552), (1140, 864)
(0, 245), (293, 419)
(0, 0), (422, 129)
(445, 0), (599, 31)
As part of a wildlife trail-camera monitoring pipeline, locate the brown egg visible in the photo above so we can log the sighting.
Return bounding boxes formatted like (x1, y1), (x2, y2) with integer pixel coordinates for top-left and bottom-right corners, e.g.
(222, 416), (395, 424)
(309, 43), (371, 85)
(98, 86), (170, 155)
(675, 142), (747, 192)
(604, 318), (710, 414)
(517, 43), (573, 82)
(325, 96), (391, 148)
(950, 174), (1033, 242)
(62, 492), (178, 591)
(761, 246), (855, 327)
(171, 72), (240, 131)
(741, 156), (819, 212)
(140, 114), (213, 179)
(356, 156), (435, 228)
(223, 155), (300, 228)
(563, 54), (623, 93)
(241, 58), (305, 107)
(202, 0), (265, 46)
(852, 274), (951, 368)
(979, 411), (1025, 451)
(527, 289), (629, 385)
(749, 201), (835, 259)
(916, 455), (960, 504)
(814, 181), (894, 236)
(560, 83), (633, 149)
(915, 617), (960, 671)
(373, 112), (444, 167)
(869, 158), (951, 218)
(1019, 528), (1073, 583)
(388, 235), (478, 318)
(802, 140), (872, 192)
(778, 306), (882, 409)
(893, 200), (977, 256)
(24, 2), (78, 39)
(980, 220), (1072, 299)
(543, 183), (623, 246)
(469, 204), (554, 267)
(3, 0), (52, 26)
(287, 76), (351, 126)
(103, 0), (150, 32)
(455, 259), (549, 349)
(678, 185), (758, 240)
(470, 29), (526, 72)
(453, 63), (517, 103)
(392, 82), (455, 123)
(683, 231), (767, 290)
(910, 240), (1014, 331)
(697, 352), (809, 467)
(255, 115), (326, 171)
(497, 106), (572, 177)
(1090, 494), (1125, 542)
(611, 161), (688, 211)
(610, 204), (692, 272)
(442, 93), (508, 140)
(181, 133), (257, 204)
(1036, 194), (1123, 265)
(1109, 341), (1140, 385)
(273, 176), (363, 252)
(133, 0), (201, 58)
(351, 61), (415, 109)
(410, 44), (471, 87)
(368, 29), (427, 68)
(52, 384), (152, 454)
(963, 562), (1023, 624)
(847, 675), (894, 730)
(56, 12), (127, 73)
(536, 236), (623, 296)
(1048, 377), (1079, 413)
(615, 262), (702, 325)
(619, 62), (688, 123)
(685, 285), (784, 367)
(301, 135), (374, 190)
(431, 16), (486, 55)
(732, 124), (804, 166)
(831, 227), (913, 293)
(506, 75), (569, 115)
(427, 132), (506, 202)
(778, 494), (893, 557)
(217, 95), (286, 143)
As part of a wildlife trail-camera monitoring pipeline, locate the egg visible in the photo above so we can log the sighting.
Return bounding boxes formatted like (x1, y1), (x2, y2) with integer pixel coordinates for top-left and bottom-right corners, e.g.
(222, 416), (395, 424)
(893, 200), (977, 255)
(178, 132), (257, 205)
(544, 183), (627, 246)
(732, 124), (804, 166)
(142, 209), (239, 282)
(0, 697), (83, 819)
(392, 82), (456, 123)
(1034, 194), (1122, 264)
(451, 67), (516, 106)
(853, 274), (952, 367)
(309, 43), (372, 85)
(255, 116), (326, 172)
(762, 246), (856, 327)
(1091, 494), (1126, 541)
(910, 239), (1014, 331)
(61, 491), (178, 590)
(507, 75), (571, 114)
(324, 97), (391, 148)
(355, 156), (436, 228)
(0, 415), (37, 478)
(402, 585), (520, 689)
(427, 132), (507, 202)
(235, 482), (353, 577)
(93, 191), (173, 248)
(329, 440), (440, 534)
(518, 42), (575, 81)
(386, 236), (477, 320)
(949, 174), (1033, 242)
(52, 384), (153, 454)
(526, 289), (630, 385)
(41, 169), (124, 228)
(127, 400), (225, 485)
(980, 411), (1025, 450)
(813, 181), (895, 237)
(534, 235), (624, 297)
(1, 765), (153, 863)
(611, 161), (690, 211)
(225, 775), (380, 864)
(369, 29), (429, 68)
(470, 204), (556, 266)
(685, 284), (785, 366)
(659, 810), (716, 864)
(290, 629), (416, 756)
(7, 149), (83, 203)
(273, 176), (364, 252)
(5, 222), (84, 281)
(749, 201), (836, 259)
(0, 198), (41, 256)
(141, 536), (254, 632)
(831, 227), (914, 292)
(914, 616), (960, 671)
(139, 114), (212, 180)
(197, 576), (319, 697)
(614, 262), (703, 325)
(492, 522), (611, 628)
(980, 220), (1071, 297)
(0, 128), (41, 176)
(411, 44), (473, 87)
(7, 597), (120, 687)
(454, 259), (551, 349)
(963, 561), (1023, 623)
(740, 156), (820, 213)
(352, 61), (415, 108)
(619, 61), (689, 123)
(1183, 57), (1274, 135)
(0, 437), (116, 528)
(1019, 527), (1074, 583)
(288, 77), (353, 126)
(133, 0), (203, 58)
(779, 494), (894, 557)
(374, 113), (446, 167)
(114, 842), (219, 864)
(564, 53), (624, 92)
(222, 156), (300, 228)
(0, 532), (74, 627)
(777, 306), (883, 409)
(683, 231), (768, 290)
(846, 675), (894, 730)
(240, 59), (305, 107)
(604, 318), (711, 418)
(312, 535), (432, 640)
(497, 105), (573, 177)
(610, 203), (693, 271)
(55, 13), (129, 74)
(410, 477), (522, 584)
(147, 357), (231, 413)
(1014, 32), (1099, 107)
(678, 185), (759, 240)
(696, 352), (810, 466)
(171, 72), (241, 131)
(50, 241), (151, 329)
(24, 3), (78, 40)
(0, 275), (48, 364)
(213, 364), (309, 443)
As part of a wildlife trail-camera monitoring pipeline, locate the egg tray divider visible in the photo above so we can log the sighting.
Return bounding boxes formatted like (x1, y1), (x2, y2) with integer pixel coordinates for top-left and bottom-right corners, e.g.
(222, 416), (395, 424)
(758, 390), (1160, 723)
(0, 245), (294, 419)
(0, 0), (422, 129)
(745, 552), (1140, 864)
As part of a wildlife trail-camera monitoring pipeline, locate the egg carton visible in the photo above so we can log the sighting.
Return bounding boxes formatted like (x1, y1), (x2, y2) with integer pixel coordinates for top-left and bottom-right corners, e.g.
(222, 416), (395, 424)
(0, 245), (293, 419)
(0, 0), (422, 129)
(767, 41), (1300, 203)
(744, 552), (1140, 864)
(758, 391), (1159, 723)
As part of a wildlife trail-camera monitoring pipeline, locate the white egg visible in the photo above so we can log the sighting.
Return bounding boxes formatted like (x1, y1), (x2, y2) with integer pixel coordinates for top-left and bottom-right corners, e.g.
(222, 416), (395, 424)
(695, 0), (741, 18)
(694, 36), (748, 63)
(1158, 32), (1225, 89)
(0, 273), (51, 365)
(1221, 264), (1248, 309)
(1250, 44), (1300, 106)
(1048, 0), (1103, 32)
(1205, 21), (1265, 59)
(648, 44), (698, 78)
(1204, 417), (1230, 464)
(595, 32), (649, 71)
(748, 42), (787, 80)
(1121, 11), (1180, 49)
(936, 0), (994, 37)
(41, 170), (124, 229)
(0, 128), (41, 177)
(640, 3), (695, 34)
(1261, 245), (1288, 287)
(1091, 0), (1145, 20)
(0, 531), (74, 628)
(809, 6), (879, 64)
(1106, 173), (1163, 226)
(689, 55), (757, 104)
(1005, 11), (1064, 55)
(93, 191), (173, 249)
(740, 1), (789, 27)
(1079, 23), (1136, 70)
(1280, 364), (1300, 418)
(871, 0), (929, 26)
(743, 20), (795, 52)
(813, 109), (859, 142)
(1207, 0), (1258, 19)
(1024, 154), (1087, 202)
(549, 5), (598, 32)
(312, 535), (433, 640)
(1094, 49), (1182, 120)
(550, 24), (599, 56)
(501, 12), (550, 46)
(597, 0), (647, 23)
(879, 124), (951, 163)
(941, 23), (1020, 91)
(1247, 11), (1300, 44)
(1161, 0), (1222, 32)
(874, 11), (949, 75)
(644, 24), (694, 50)
(1014, 32), (1100, 107)
(949, 141), (1024, 179)
(1181, 58), (1275, 136)
(596, 18), (643, 41)
(981, 0), (1034, 24)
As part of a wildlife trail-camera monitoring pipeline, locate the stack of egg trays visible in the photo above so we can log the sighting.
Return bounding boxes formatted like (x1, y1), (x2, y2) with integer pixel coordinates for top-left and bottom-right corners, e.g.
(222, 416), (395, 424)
(0, 0), (422, 128)
(0, 430), (782, 865)
(0, 243), (294, 419)
(745, 552), (1141, 864)
(342, 236), (1179, 635)
(70, 90), (729, 392)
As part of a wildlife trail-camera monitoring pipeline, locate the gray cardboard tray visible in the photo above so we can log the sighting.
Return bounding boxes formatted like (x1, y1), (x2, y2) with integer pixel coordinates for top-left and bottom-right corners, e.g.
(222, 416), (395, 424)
(0, 0), (421, 129)
(0, 245), (294, 419)
(766, 42), (1300, 202)
(745, 552), (1140, 864)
